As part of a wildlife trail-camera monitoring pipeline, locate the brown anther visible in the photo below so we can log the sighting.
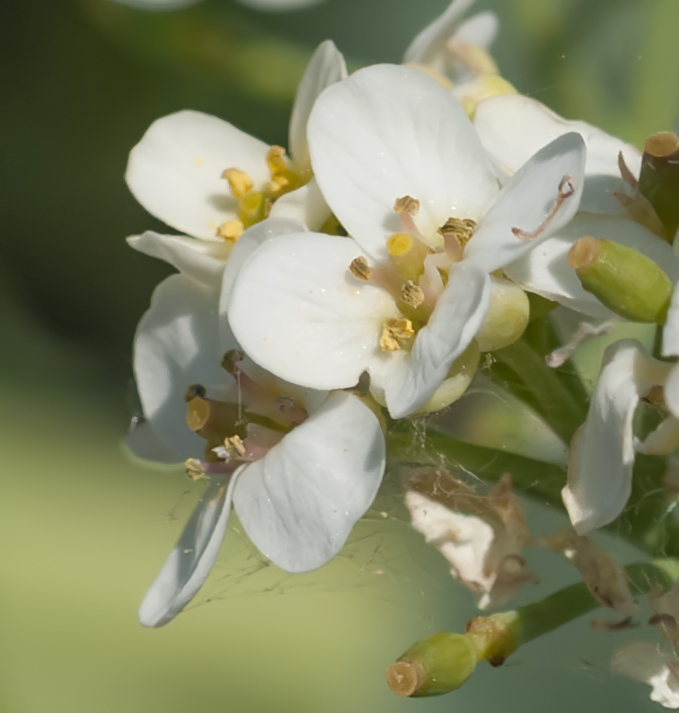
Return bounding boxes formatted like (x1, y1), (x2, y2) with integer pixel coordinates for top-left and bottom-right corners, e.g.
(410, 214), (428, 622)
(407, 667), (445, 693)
(438, 217), (477, 247)
(222, 168), (252, 199)
(394, 195), (421, 216)
(512, 175), (575, 242)
(277, 395), (297, 412)
(221, 349), (245, 374)
(401, 281), (425, 308)
(223, 434), (246, 459)
(217, 220), (245, 241)
(185, 458), (205, 481)
(349, 256), (372, 281)
(379, 317), (414, 351)
(184, 384), (207, 402)
(618, 151), (639, 189)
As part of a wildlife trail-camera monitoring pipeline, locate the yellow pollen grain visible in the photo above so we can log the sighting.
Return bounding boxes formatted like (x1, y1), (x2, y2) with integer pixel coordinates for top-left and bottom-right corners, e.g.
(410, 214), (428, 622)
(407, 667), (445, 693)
(224, 434), (246, 458)
(185, 458), (205, 481)
(387, 232), (414, 257)
(394, 196), (421, 216)
(349, 256), (372, 281)
(379, 317), (414, 352)
(217, 220), (244, 241)
(222, 168), (252, 199)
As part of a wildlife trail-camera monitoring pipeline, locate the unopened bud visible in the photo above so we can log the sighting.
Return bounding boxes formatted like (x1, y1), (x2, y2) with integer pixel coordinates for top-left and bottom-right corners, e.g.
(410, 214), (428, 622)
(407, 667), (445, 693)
(638, 131), (679, 241)
(568, 237), (672, 323)
(475, 279), (529, 352)
(416, 341), (479, 414)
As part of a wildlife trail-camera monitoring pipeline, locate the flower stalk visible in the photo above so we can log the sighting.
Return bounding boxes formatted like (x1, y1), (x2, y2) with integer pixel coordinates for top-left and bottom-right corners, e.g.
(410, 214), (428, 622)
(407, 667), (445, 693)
(387, 560), (679, 698)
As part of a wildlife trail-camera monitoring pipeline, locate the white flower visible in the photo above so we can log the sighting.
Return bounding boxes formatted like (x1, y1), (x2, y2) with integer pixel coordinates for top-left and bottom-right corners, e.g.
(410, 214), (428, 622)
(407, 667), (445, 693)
(129, 273), (386, 627)
(110, 0), (325, 12)
(125, 40), (346, 285)
(227, 64), (585, 419)
(472, 93), (679, 317)
(561, 338), (679, 534)
(403, 0), (499, 82)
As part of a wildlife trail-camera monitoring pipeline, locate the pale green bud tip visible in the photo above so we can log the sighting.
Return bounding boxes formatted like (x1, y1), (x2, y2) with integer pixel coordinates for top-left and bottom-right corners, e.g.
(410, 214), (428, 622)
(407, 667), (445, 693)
(385, 633), (478, 697)
(568, 236), (672, 323)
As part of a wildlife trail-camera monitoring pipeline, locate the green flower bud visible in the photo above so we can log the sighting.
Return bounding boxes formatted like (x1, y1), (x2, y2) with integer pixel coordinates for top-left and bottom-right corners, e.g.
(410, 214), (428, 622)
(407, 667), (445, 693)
(475, 277), (530, 352)
(568, 236), (672, 323)
(386, 633), (478, 697)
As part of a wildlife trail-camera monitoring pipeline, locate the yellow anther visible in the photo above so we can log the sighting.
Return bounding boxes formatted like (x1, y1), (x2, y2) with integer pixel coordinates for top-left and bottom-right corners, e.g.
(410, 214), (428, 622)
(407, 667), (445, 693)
(223, 434), (246, 459)
(267, 145), (288, 173)
(222, 168), (253, 199)
(266, 145), (301, 198)
(438, 217), (477, 248)
(349, 256), (372, 281)
(185, 458), (205, 481)
(401, 282), (425, 308)
(379, 317), (415, 352)
(217, 220), (245, 241)
(394, 196), (421, 216)
(388, 232), (415, 257)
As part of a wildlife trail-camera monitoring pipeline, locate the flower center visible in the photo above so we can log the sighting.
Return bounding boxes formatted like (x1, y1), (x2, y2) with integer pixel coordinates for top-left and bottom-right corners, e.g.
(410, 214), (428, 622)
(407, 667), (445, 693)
(218, 145), (305, 240)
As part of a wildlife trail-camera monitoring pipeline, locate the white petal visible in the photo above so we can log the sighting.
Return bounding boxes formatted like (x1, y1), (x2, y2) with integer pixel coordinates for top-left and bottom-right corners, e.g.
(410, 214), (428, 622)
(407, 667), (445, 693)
(126, 110), (270, 239)
(127, 231), (229, 287)
(233, 392), (385, 572)
(612, 642), (679, 709)
(220, 217), (306, 308)
(404, 0), (476, 65)
(666, 364), (679, 420)
(268, 179), (331, 231)
(454, 11), (499, 48)
(504, 214), (679, 316)
(139, 472), (240, 627)
(385, 261), (491, 418)
(562, 340), (670, 534)
(664, 286), (679, 357)
(134, 275), (226, 459)
(123, 419), (185, 465)
(638, 415), (679, 456)
(228, 232), (399, 390)
(474, 94), (642, 179)
(289, 41), (347, 175)
(307, 64), (499, 260)
(464, 132), (586, 273)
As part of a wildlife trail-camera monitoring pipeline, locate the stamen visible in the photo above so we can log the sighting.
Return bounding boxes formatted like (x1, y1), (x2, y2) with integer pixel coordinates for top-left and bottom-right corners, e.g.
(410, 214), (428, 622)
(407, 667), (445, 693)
(511, 175), (575, 242)
(379, 317), (414, 352)
(394, 196), (421, 216)
(266, 146), (301, 197)
(221, 349), (245, 375)
(185, 458), (205, 481)
(223, 434), (246, 459)
(217, 220), (244, 241)
(222, 168), (253, 199)
(184, 384), (207, 402)
(438, 217), (477, 252)
(401, 281), (425, 308)
(618, 151), (639, 189)
(349, 256), (372, 281)
(239, 191), (266, 228)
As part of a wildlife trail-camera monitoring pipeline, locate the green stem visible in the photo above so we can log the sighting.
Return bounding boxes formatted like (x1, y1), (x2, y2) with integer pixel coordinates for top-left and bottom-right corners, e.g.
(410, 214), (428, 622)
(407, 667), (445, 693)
(387, 559), (679, 698)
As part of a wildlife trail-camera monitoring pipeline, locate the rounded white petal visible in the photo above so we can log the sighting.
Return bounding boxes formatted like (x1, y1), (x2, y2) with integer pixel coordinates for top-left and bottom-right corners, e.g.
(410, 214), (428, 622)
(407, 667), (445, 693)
(504, 214), (679, 316)
(474, 94), (642, 180)
(612, 642), (679, 709)
(464, 132), (586, 273)
(126, 110), (270, 239)
(404, 0), (476, 65)
(127, 231), (230, 287)
(233, 392), (385, 572)
(666, 364), (679, 420)
(307, 64), (499, 260)
(385, 261), (491, 418)
(268, 179), (331, 231)
(139, 473), (240, 627)
(220, 217), (306, 309)
(135, 275), (226, 459)
(562, 340), (670, 534)
(228, 233), (399, 390)
(637, 415), (679, 456)
(454, 11), (499, 48)
(289, 41), (347, 174)
(664, 286), (679, 357)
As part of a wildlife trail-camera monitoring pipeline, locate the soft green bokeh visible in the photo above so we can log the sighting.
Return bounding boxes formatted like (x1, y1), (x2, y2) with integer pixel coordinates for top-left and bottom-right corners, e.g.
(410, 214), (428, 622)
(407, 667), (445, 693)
(2, 0), (678, 710)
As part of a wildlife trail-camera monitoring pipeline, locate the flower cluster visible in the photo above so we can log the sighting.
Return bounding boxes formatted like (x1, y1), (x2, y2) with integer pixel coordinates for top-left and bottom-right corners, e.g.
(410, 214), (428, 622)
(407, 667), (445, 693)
(124, 0), (679, 705)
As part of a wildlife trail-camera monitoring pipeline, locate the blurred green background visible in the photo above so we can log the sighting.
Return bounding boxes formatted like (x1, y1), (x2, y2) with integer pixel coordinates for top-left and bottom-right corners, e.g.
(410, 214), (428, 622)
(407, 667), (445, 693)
(1, 0), (678, 710)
